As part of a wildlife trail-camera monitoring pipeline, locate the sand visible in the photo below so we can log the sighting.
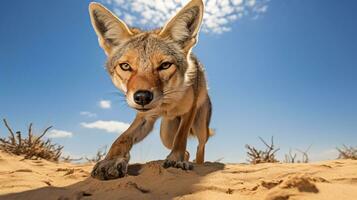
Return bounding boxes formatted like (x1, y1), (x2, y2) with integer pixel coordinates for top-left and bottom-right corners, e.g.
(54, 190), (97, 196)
(0, 151), (357, 200)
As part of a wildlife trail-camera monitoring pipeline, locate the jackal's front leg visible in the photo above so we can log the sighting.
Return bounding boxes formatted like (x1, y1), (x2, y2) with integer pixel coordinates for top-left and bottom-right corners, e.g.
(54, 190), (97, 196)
(91, 114), (157, 180)
(163, 107), (197, 170)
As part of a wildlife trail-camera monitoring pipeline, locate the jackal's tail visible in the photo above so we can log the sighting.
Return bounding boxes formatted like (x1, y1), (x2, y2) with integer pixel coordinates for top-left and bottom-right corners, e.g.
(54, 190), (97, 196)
(208, 128), (215, 137)
(189, 128), (215, 138)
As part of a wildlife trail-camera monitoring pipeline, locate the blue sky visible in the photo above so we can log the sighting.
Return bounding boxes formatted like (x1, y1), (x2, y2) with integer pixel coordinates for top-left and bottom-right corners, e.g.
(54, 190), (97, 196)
(1, 0), (357, 163)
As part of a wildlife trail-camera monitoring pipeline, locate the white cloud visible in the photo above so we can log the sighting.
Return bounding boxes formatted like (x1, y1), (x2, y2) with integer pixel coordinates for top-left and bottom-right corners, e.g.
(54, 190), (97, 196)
(47, 129), (73, 138)
(81, 120), (130, 133)
(256, 4), (268, 13)
(99, 100), (111, 109)
(80, 111), (97, 118)
(103, 0), (271, 34)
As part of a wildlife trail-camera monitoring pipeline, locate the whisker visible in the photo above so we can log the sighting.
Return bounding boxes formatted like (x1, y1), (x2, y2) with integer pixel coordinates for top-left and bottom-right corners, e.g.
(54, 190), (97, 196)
(163, 90), (186, 96)
(163, 88), (187, 93)
(106, 91), (127, 98)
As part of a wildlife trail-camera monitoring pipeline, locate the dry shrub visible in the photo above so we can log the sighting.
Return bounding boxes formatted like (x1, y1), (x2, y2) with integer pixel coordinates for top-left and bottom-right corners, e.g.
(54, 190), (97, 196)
(337, 145), (357, 160)
(61, 155), (83, 163)
(61, 146), (107, 163)
(85, 146), (107, 163)
(245, 136), (280, 164)
(284, 149), (297, 163)
(285, 145), (311, 163)
(0, 119), (63, 161)
(296, 145), (311, 163)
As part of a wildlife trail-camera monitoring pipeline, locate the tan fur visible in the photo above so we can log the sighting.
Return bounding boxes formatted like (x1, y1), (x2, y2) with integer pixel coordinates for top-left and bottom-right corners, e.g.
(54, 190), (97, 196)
(89, 0), (213, 180)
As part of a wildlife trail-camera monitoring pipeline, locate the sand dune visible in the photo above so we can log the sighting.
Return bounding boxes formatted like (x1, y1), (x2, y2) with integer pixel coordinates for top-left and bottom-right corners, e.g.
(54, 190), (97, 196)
(0, 151), (357, 200)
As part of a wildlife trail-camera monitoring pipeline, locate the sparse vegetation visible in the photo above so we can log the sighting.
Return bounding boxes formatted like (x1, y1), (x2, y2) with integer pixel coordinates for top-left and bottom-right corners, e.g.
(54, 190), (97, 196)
(0, 119), (63, 161)
(62, 155), (83, 163)
(285, 149), (297, 163)
(85, 146), (107, 163)
(284, 145), (311, 163)
(245, 136), (280, 164)
(296, 145), (312, 163)
(61, 146), (107, 163)
(337, 145), (357, 160)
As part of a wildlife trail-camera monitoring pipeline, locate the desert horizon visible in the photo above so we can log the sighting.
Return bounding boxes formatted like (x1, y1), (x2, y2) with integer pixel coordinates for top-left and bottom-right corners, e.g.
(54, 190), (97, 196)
(1, 119), (357, 199)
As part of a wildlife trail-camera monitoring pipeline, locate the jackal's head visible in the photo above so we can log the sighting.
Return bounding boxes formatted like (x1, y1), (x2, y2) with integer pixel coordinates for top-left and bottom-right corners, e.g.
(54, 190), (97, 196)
(89, 0), (204, 113)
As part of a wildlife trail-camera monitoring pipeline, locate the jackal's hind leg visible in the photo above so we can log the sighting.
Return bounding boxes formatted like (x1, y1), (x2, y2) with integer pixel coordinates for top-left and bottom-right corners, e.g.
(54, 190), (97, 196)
(160, 117), (190, 161)
(162, 107), (197, 170)
(192, 98), (212, 164)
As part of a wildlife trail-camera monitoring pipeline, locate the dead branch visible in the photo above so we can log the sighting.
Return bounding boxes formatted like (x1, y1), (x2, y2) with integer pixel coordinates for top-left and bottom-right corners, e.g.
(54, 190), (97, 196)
(33, 126), (53, 145)
(214, 157), (224, 162)
(28, 123), (33, 145)
(3, 119), (15, 145)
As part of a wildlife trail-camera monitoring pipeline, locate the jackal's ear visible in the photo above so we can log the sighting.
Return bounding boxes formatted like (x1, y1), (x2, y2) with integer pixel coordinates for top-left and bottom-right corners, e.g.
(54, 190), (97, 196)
(159, 0), (204, 52)
(89, 2), (133, 55)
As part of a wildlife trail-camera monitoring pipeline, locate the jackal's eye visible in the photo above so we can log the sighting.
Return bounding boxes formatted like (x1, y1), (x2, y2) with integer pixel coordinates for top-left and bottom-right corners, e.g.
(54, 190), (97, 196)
(158, 62), (172, 70)
(119, 63), (132, 71)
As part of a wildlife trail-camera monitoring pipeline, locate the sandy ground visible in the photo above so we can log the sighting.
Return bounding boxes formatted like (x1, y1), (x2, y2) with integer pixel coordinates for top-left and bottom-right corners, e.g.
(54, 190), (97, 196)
(0, 151), (357, 200)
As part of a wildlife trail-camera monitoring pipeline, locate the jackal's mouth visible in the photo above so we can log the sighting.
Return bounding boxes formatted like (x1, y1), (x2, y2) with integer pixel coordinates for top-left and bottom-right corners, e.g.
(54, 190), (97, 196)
(136, 108), (151, 112)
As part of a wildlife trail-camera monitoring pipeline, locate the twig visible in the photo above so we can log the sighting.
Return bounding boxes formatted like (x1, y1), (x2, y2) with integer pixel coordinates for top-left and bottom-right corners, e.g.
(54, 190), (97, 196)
(33, 126), (53, 145)
(3, 119), (15, 145)
(28, 123), (33, 145)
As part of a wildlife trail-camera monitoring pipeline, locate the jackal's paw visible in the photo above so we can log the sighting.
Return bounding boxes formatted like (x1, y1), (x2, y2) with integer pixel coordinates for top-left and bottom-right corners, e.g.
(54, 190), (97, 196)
(91, 158), (128, 180)
(162, 159), (193, 170)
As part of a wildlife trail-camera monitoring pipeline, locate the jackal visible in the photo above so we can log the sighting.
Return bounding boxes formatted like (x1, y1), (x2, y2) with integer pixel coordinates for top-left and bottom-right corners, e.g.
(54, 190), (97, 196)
(89, 0), (213, 180)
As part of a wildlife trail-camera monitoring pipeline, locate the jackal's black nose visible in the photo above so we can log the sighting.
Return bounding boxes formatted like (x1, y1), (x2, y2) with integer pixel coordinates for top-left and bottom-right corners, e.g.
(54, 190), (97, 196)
(133, 90), (153, 106)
